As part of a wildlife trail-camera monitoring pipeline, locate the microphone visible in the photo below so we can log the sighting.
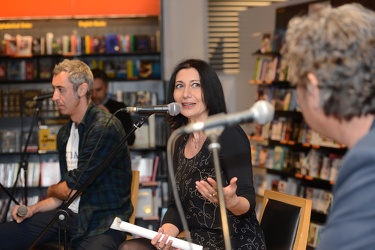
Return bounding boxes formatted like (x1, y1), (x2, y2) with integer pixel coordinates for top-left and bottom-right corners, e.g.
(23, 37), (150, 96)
(180, 100), (274, 134)
(122, 102), (181, 116)
(17, 205), (28, 217)
(33, 93), (53, 102)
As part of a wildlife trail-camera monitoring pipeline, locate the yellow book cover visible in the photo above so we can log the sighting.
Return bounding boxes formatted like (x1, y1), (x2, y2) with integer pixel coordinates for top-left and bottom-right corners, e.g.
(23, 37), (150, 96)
(38, 125), (57, 151)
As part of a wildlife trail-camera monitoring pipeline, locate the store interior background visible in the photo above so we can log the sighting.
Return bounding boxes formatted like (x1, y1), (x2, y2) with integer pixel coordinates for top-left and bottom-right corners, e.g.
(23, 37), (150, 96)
(1, 0), (317, 135)
(163, 0), (313, 135)
(1, 0), (365, 244)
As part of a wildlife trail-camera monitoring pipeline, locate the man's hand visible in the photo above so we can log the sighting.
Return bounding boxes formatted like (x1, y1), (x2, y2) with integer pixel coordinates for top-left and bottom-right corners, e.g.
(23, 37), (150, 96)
(11, 205), (32, 223)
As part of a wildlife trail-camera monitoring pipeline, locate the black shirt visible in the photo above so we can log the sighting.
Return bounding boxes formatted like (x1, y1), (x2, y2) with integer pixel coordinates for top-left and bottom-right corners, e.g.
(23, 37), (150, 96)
(104, 99), (136, 146)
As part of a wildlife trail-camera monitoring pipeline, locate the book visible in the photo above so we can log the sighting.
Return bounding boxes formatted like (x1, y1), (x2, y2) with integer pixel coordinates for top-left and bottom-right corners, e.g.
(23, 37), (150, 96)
(308, 222), (325, 247)
(61, 35), (71, 55)
(272, 28), (286, 52)
(16, 35), (33, 56)
(134, 35), (151, 52)
(117, 34), (127, 53)
(1, 89), (9, 117)
(93, 35), (106, 54)
(84, 35), (93, 54)
(138, 60), (153, 79)
(0, 89), (3, 117)
(21, 129), (39, 153)
(24, 60), (35, 80)
(151, 155), (160, 182)
(7, 61), (23, 81)
(105, 34), (119, 53)
(0, 62), (6, 80)
(135, 188), (154, 217)
(260, 33), (272, 53)
(126, 59), (139, 80)
(277, 58), (288, 81)
(40, 160), (60, 187)
(7, 88), (22, 117)
(27, 161), (41, 187)
(5, 36), (17, 56)
(264, 56), (279, 83)
(38, 125), (57, 151)
(45, 32), (54, 55)
(320, 191), (333, 214)
(38, 57), (54, 80)
(131, 155), (153, 182)
(115, 58), (127, 79)
(329, 154), (342, 183)
(273, 146), (287, 170)
(139, 60), (161, 79)
(103, 60), (116, 78)
(320, 156), (330, 180)
(258, 147), (268, 168)
(21, 89), (41, 117)
(52, 37), (62, 55)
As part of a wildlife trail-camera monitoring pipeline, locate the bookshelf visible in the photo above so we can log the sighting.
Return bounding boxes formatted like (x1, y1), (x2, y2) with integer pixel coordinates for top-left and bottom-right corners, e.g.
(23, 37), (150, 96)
(0, 12), (170, 226)
(249, 53), (347, 248)
(241, 1), (375, 248)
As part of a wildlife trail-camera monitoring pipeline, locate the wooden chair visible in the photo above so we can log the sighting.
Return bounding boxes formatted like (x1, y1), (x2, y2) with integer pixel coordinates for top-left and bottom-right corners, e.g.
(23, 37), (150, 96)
(126, 170), (140, 240)
(177, 230), (190, 240)
(259, 190), (312, 250)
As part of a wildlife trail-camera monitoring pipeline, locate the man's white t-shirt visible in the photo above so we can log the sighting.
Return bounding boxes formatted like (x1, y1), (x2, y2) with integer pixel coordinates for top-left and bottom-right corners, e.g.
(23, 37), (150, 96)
(66, 123), (80, 213)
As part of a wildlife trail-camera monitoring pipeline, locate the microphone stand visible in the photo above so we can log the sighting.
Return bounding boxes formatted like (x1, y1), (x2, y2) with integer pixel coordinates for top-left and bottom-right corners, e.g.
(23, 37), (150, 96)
(204, 127), (231, 250)
(1, 99), (43, 223)
(28, 114), (150, 250)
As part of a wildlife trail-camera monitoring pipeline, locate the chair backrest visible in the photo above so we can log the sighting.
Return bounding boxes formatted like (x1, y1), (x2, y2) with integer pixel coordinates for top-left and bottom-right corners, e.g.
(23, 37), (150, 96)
(259, 190), (312, 250)
(128, 170), (140, 223)
(126, 170), (140, 240)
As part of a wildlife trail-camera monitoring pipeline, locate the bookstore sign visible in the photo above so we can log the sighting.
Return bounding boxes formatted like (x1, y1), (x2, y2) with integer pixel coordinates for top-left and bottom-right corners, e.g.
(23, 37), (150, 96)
(0, 22), (33, 30)
(78, 20), (107, 28)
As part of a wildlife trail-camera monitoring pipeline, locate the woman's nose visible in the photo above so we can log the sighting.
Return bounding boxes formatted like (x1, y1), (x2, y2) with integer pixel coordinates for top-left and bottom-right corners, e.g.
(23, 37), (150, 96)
(183, 86), (191, 98)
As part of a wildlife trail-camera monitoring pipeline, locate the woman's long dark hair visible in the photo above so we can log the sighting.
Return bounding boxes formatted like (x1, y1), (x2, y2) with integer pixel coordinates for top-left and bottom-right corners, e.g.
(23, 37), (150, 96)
(166, 59), (227, 131)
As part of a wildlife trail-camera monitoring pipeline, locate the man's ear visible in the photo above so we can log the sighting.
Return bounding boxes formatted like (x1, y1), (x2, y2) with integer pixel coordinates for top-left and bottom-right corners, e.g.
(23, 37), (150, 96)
(307, 73), (320, 108)
(307, 73), (319, 90)
(78, 83), (88, 97)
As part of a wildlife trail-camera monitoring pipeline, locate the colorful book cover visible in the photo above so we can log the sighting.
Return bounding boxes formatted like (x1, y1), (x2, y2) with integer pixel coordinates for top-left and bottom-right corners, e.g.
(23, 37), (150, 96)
(105, 34), (119, 53)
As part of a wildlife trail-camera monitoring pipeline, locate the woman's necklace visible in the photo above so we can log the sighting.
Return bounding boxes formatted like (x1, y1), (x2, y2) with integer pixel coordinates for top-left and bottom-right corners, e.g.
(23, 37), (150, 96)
(191, 134), (200, 149)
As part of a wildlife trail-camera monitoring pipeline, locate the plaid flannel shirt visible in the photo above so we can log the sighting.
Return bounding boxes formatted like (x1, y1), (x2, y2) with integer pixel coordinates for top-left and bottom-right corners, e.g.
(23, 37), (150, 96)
(57, 103), (132, 240)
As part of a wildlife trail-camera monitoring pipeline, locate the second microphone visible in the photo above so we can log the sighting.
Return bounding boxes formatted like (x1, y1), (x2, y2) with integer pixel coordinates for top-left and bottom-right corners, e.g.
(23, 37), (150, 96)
(122, 103), (181, 116)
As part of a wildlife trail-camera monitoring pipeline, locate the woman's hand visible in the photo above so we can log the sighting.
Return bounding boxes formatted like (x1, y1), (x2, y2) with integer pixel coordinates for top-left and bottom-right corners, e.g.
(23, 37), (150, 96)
(151, 227), (181, 250)
(196, 177), (249, 215)
(196, 177), (237, 204)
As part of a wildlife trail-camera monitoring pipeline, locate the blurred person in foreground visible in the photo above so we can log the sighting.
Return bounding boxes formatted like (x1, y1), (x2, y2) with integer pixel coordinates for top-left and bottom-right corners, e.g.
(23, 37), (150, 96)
(0, 59), (132, 250)
(119, 58), (266, 250)
(91, 68), (135, 146)
(282, 3), (375, 249)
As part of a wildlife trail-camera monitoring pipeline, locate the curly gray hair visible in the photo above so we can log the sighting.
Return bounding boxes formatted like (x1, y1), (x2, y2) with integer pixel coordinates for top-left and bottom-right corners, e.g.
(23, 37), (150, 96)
(282, 3), (375, 121)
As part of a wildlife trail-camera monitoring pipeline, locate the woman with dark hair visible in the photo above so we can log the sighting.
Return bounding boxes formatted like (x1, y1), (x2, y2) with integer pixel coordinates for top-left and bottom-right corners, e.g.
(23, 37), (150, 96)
(119, 59), (265, 250)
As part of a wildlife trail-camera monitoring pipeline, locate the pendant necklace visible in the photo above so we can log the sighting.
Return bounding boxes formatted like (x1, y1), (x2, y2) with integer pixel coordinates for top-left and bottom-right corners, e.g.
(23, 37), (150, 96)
(192, 134), (200, 149)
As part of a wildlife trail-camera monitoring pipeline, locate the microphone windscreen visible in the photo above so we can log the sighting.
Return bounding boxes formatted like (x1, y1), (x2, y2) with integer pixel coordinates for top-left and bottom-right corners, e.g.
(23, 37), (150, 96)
(168, 103), (181, 116)
(17, 205), (28, 217)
